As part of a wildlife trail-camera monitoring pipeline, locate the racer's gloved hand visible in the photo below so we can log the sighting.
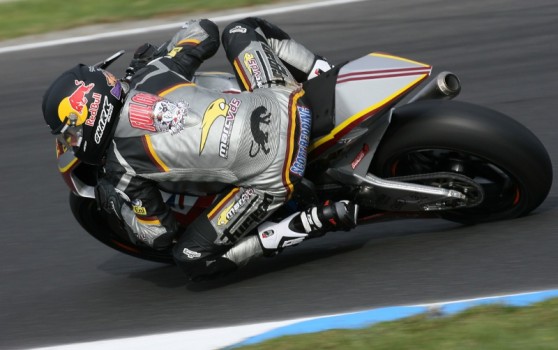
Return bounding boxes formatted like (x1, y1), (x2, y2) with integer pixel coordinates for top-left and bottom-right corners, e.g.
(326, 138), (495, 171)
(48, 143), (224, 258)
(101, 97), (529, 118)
(94, 177), (127, 221)
(126, 43), (159, 77)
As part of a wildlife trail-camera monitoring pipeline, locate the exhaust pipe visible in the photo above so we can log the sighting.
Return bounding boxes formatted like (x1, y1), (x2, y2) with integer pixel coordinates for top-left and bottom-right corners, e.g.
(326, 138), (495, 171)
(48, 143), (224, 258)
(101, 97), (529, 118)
(407, 71), (461, 103)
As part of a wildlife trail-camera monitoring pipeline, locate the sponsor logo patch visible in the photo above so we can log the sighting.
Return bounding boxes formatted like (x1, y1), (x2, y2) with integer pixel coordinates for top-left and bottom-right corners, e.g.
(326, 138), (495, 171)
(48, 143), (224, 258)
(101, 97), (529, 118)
(128, 92), (188, 134)
(351, 144), (370, 169)
(68, 80), (94, 114)
(94, 96), (114, 144)
(182, 248), (201, 259)
(101, 70), (123, 100)
(261, 230), (274, 239)
(290, 106), (311, 176)
(217, 188), (256, 226)
(85, 92), (102, 127)
(166, 47), (183, 58)
(243, 53), (264, 88)
(129, 93), (161, 132)
(132, 199), (147, 215)
(57, 80), (95, 126)
(152, 99), (189, 135)
(229, 25), (247, 34)
(200, 97), (241, 158)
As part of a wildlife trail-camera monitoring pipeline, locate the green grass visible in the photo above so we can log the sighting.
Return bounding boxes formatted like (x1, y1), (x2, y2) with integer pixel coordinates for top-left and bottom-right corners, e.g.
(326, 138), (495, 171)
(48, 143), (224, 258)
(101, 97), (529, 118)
(236, 298), (558, 350)
(0, 0), (281, 40)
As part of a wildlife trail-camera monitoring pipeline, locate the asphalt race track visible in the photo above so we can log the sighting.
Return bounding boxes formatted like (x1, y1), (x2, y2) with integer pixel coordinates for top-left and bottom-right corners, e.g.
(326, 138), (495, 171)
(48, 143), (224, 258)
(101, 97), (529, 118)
(1, 0), (557, 348)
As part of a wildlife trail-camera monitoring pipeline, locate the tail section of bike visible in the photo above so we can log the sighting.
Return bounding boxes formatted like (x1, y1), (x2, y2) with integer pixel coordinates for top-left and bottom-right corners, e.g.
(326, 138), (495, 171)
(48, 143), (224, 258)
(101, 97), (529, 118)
(304, 52), (432, 159)
(302, 52), (552, 224)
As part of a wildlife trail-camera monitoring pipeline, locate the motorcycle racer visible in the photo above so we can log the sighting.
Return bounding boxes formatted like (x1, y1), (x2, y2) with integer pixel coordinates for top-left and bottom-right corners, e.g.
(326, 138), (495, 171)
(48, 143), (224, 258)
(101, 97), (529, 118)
(42, 17), (357, 281)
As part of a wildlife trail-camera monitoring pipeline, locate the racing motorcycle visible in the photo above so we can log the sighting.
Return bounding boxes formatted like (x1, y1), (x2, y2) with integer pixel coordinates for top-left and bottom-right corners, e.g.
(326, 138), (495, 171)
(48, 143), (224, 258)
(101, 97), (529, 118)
(56, 50), (553, 264)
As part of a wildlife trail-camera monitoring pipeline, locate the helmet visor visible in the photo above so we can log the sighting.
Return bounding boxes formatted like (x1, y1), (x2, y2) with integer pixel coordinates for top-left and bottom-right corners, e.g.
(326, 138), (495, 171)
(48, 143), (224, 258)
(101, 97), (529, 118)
(55, 124), (83, 153)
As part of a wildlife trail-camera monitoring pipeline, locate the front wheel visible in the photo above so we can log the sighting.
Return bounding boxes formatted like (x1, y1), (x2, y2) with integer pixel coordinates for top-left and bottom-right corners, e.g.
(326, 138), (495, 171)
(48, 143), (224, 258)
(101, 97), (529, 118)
(370, 100), (552, 224)
(69, 192), (174, 264)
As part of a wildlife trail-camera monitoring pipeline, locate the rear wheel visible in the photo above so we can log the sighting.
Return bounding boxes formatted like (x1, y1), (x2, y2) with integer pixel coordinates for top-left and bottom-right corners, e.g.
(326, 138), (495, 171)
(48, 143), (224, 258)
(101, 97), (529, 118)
(69, 192), (174, 264)
(370, 100), (552, 224)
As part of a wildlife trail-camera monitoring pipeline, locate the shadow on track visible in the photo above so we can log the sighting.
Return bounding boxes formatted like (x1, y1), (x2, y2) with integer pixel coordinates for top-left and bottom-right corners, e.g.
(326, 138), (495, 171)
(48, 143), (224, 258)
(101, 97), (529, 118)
(111, 218), (466, 290)
(93, 191), (557, 291)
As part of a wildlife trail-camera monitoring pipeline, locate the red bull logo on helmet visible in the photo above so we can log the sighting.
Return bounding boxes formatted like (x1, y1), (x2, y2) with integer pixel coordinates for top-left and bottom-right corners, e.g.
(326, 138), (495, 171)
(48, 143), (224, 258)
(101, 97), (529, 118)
(57, 80), (95, 126)
(69, 80), (94, 113)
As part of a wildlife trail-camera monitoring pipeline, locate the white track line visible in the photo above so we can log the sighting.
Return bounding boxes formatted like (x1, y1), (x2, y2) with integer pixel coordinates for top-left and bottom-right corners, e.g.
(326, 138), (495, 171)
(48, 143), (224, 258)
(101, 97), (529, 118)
(0, 0), (368, 54)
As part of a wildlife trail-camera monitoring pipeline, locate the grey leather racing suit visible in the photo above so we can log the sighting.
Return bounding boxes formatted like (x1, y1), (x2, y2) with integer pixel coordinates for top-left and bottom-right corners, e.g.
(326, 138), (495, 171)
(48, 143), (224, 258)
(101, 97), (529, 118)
(100, 18), (320, 280)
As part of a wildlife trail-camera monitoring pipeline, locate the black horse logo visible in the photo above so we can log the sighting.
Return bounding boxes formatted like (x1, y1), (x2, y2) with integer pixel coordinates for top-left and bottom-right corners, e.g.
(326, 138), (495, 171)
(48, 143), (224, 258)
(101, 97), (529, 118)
(249, 106), (271, 157)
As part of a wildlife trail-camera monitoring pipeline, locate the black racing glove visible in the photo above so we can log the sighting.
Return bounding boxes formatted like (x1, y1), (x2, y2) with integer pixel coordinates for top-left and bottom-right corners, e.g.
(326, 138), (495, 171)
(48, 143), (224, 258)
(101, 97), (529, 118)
(94, 177), (126, 221)
(125, 43), (160, 78)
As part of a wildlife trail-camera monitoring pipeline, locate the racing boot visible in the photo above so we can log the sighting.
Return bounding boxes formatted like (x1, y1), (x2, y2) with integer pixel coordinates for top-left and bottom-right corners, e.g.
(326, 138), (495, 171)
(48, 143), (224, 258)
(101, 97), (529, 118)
(292, 200), (358, 237)
(211, 201), (358, 278)
(257, 200), (358, 254)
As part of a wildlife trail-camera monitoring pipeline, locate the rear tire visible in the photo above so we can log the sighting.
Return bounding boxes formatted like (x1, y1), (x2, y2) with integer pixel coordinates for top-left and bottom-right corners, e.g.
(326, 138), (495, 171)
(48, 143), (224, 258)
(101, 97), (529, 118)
(69, 192), (174, 264)
(371, 100), (552, 224)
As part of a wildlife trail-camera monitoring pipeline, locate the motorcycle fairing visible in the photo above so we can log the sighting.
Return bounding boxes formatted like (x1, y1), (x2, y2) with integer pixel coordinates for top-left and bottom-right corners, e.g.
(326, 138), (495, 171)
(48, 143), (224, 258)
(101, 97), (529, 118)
(308, 53), (432, 157)
(56, 139), (95, 198)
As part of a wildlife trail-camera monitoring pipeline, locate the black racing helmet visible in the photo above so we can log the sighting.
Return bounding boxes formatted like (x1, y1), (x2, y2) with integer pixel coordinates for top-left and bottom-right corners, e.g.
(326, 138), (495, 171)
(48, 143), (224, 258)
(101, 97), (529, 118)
(42, 64), (125, 165)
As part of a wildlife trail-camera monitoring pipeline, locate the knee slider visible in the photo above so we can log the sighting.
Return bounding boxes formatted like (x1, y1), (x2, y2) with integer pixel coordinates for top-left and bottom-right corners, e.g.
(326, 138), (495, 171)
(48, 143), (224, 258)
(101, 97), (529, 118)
(173, 254), (238, 282)
(172, 245), (208, 279)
